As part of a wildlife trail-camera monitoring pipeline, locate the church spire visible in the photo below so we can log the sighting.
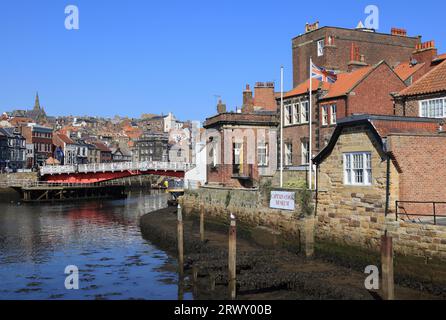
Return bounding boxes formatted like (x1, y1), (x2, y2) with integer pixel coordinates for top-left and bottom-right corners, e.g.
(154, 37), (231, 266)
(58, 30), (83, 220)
(34, 92), (40, 110)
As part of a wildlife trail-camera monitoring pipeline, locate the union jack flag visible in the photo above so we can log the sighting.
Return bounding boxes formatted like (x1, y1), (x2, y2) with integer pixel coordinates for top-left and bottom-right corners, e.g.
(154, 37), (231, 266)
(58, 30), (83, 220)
(311, 61), (337, 83)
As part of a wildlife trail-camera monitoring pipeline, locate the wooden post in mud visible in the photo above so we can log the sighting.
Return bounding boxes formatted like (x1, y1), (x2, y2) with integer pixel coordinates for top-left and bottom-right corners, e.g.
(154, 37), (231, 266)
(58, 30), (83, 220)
(381, 234), (395, 300)
(200, 204), (205, 242)
(304, 217), (315, 258)
(228, 214), (237, 300)
(177, 204), (184, 278)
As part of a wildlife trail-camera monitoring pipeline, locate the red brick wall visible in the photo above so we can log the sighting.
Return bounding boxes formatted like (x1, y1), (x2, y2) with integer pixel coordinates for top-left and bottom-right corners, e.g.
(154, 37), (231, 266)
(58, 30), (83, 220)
(254, 86), (277, 111)
(282, 93), (319, 166)
(388, 134), (446, 205)
(206, 127), (271, 188)
(348, 63), (406, 116)
(293, 27), (420, 86)
(395, 92), (446, 117)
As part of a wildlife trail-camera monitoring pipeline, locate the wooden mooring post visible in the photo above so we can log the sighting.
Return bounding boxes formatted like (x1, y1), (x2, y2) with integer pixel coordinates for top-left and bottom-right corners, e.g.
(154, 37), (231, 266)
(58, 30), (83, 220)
(177, 204), (184, 278)
(200, 204), (205, 242)
(381, 234), (395, 300)
(304, 217), (315, 258)
(228, 213), (237, 300)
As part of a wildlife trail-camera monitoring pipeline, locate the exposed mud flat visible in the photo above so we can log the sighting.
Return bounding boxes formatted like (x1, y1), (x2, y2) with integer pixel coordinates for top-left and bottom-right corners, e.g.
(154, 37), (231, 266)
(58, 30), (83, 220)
(140, 207), (442, 300)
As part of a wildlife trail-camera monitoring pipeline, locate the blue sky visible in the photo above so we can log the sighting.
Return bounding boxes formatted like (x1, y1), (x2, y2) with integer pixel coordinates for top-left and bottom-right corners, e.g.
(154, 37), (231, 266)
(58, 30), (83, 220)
(1, 0), (445, 122)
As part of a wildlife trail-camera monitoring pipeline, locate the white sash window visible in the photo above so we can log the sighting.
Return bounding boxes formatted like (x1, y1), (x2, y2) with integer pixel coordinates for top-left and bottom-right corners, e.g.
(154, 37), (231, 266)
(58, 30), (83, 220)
(344, 152), (372, 186)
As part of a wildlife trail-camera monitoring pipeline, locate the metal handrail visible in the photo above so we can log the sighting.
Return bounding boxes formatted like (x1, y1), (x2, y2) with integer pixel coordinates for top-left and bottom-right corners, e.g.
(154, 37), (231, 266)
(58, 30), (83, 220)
(395, 201), (446, 225)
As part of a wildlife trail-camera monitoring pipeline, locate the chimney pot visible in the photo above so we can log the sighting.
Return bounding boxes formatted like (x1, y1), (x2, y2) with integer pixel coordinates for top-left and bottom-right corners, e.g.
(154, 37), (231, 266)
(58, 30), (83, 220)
(391, 27), (407, 37)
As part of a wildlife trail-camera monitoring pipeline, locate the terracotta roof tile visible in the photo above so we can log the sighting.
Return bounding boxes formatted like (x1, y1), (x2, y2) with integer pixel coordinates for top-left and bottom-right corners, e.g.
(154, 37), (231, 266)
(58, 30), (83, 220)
(371, 119), (440, 137)
(93, 141), (111, 152)
(398, 60), (446, 97)
(433, 53), (446, 63)
(394, 62), (425, 81)
(283, 79), (330, 98)
(56, 133), (75, 145)
(323, 66), (374, 99)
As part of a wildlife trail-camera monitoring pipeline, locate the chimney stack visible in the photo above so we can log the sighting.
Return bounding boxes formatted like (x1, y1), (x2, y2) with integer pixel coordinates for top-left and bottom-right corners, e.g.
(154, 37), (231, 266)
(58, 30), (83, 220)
(348, 43), (368, 71)
(242, 84), (254, 113)
(305, 21), (319, 33)
(217, 99), (227, 114)
(391, 28), (407, 37)
(413, 40), (438, 64)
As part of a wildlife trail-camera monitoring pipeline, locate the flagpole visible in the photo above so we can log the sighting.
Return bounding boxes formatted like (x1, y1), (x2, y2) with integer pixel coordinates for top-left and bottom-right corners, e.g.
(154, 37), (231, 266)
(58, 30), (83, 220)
(280, 66), (284, 188)
(309, 58), (313, 190)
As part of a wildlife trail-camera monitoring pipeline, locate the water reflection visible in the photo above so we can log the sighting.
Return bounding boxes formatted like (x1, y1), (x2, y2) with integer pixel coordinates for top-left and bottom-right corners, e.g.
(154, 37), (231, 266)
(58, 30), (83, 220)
(0, 190), (192, 300)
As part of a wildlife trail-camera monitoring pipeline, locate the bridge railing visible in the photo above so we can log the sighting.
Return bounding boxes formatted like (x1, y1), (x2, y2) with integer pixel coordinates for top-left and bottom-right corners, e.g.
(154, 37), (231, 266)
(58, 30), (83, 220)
(0, 179), (127, 188)
(40, 161), (194, 175)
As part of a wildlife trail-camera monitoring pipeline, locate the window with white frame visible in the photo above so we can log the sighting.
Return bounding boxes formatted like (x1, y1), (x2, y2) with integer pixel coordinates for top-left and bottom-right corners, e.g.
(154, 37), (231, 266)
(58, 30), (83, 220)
(285, 104), (292, 125)
(285, 143), (292, 166)
(301, 141), (310, 165)
(257, 143), (268, 167)
(321, 105), (328, 126)
(343, 152), (372, 186)
(419, 98), (446, 118)
(317, 39), (324, 57)
(301, 101), (309, 123)
(293, 103), (300, 124)
(330, 104), (337, 125)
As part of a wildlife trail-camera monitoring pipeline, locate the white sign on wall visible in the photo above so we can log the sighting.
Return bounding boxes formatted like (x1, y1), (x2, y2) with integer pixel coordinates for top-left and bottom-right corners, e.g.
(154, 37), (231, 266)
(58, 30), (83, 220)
(270, 191), (295, 211)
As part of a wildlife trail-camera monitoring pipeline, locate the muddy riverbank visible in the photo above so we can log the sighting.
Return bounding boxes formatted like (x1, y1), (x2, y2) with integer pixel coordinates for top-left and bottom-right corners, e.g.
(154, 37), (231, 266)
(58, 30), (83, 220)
(140, 207), (442, 300)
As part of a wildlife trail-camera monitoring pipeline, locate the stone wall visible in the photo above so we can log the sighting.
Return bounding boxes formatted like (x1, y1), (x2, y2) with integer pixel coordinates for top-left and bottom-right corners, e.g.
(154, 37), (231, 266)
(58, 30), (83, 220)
(180, 186), (313, 241)
(387, 219), (446, 260)
(317, 126), (398, 250)
(317, 125), (446, 261)
(0, 172), (38, 185)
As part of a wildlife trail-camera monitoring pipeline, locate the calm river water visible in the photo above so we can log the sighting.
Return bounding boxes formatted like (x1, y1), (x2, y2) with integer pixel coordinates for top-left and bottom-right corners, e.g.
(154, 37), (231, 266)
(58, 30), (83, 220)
(0, 190), (191, 300)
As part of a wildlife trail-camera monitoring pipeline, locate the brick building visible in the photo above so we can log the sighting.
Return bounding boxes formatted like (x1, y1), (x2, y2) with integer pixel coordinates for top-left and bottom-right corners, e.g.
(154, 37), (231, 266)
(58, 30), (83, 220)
(204, 84), (278, 188)
(313, 115), (445, 257)
(280, 61), (406, 171)
(394, 59), (446, 118)
(21, 124), (53, 167)
(292, 24), (420, 86)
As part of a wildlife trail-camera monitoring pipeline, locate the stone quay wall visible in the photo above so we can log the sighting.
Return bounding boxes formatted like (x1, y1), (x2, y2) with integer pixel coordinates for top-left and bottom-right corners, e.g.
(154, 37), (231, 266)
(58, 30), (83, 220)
(0, 172), (38, 186)
(180, 186), (315, 246)
(183, 184), (446, 261)
(387, 219), (446, 261)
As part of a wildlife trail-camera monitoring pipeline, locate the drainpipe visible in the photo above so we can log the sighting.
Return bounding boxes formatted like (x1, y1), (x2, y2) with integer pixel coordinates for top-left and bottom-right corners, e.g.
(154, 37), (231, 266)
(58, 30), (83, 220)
(314, 163), (319, 217)
(384, 154), (391, 218)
